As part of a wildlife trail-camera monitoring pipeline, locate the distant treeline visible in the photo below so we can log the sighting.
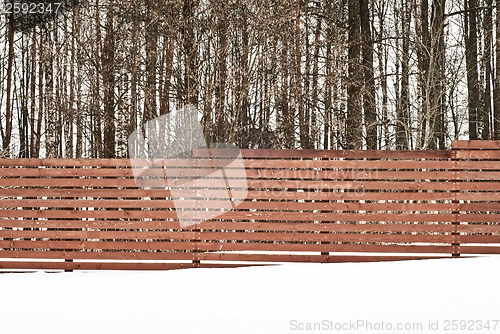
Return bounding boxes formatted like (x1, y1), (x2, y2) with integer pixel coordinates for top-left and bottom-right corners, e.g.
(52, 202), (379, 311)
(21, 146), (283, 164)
(0, 0), (499, 157)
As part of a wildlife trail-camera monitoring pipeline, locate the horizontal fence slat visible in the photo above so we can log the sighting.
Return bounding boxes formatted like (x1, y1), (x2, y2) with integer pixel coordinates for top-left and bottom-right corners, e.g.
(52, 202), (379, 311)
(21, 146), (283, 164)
(0, 158), (134, 167)
(0, 251), (450, 263)
(0, 199), (459, 211)
(196, 253), (451, 263)
(0, 261), (199, 271)
(0, 168), (482, 180)
(2, 188), (500, 201)
(0, 219), (455, 233)
(458, 214), (500, 222)
(459, 235), (500, 243)
(2, 168), (500, 180)
(0, 250), (194, 261)
(454, 150), (500, 159)
(0, 239), (196, 251)
(0, 219), (181, 229)
(2, 158), (498, 170)
(194, 242), (454, 254)
(0, 160), (461, 171)
(453, 182), (500, 191)
(0, 261), (262, 271)
(0, 210), (455, 222)
(0, 229), (197, 240)
(194, 149), (453, 159)
(0, 178), (466, 190)
(452, 140), (500, 150)
(0, 239), (454, 253)
(459, 224), (500, 233)
(460, 203), (500, 212)
(457, 246), (500, 254)
(0, 229), (454, 244)
(0, 209), (178, 219)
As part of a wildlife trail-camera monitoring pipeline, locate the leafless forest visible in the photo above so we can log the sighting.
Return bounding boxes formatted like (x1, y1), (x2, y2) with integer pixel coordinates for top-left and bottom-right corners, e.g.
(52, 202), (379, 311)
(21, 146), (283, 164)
(0, 0), (499, 158)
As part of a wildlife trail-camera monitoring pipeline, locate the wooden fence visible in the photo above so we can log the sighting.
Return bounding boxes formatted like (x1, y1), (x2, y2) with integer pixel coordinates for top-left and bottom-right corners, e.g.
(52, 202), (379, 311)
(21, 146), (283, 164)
(0, 140), (499, 270)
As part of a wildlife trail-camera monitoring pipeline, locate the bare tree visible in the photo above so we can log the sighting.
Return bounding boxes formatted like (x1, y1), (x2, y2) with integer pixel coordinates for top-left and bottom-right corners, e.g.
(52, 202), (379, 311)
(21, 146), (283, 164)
(103, 0), (116, 157)
(495, 0), (500, 139)
(464, 0), (480, 140)
(397, 0), (411, 149)
(346, 0), (363, 149)
(361, 0), (377, 149)
(2, 0), (14, 153)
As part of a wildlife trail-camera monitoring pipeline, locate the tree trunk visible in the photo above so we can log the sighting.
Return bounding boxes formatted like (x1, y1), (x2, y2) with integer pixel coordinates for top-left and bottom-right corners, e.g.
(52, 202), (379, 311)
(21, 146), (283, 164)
(30, 30), (37, 157)
(295, 0), (308, 149)
(35, 30), (44, 158)
(233, 1), (250, 147)
(3, 0), (14, 153)
(495, 0), (500, 139)
(280, 35), (293, 148)
(413, 0), (430, 148)
(160, 29), (176, 116)
(483, 0), (493, 139)
(92, 0), (103, 157)
(324, 3), (333, 150)
(346, 0), (363, 149)
(397, 0), (411, 149)
(103, 2), (116, 158)
(215, 0), (228, 143)
(429, 0), (446, 149)
(66, 11), (77, 158)
(310, 6), (322, 149)
(183, 0), (199, 107)
(144, 0), (158, 124)
(376, 2), (389, 148)
(465, 0), (479, 140)
(128, 12), (140, 146)
(360, 0), (377, 149)
(44, 27), (58, 158)
(19, 33), (29, 158)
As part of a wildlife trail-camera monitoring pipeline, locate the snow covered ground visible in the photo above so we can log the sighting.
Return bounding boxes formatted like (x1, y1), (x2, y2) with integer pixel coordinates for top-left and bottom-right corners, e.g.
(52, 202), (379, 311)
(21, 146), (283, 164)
(1, 257), (499, 334)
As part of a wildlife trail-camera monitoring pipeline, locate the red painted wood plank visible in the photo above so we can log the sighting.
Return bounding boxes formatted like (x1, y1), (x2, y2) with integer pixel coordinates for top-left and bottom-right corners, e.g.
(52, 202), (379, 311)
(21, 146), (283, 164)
(0, 198), (460, 211)
(452, 140), (500, 150)
(458, 246), (500, 254)
(0, 250), (195, 261)
(193, 149), (453, 159)
(0, 239), (196, 251)
(0, 188), (460, 201)
(0, 219), (456, 233)
(0, 209), (456, 222)
(0, 159), (464, 171)
(195, 253), (449, 263)
(459, 235), (500, 243)
(454, 150), (500, 159)
(0, 261), (269, 271)
(0, 229), (454, 244)
(459, 224), (500, 234)
(0, 261), (192, 271)
(194, 242), (454, 253)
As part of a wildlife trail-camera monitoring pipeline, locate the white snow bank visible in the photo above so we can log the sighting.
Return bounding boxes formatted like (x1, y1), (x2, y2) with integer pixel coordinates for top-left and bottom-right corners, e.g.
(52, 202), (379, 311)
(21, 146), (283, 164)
(1, 257), (499, 334)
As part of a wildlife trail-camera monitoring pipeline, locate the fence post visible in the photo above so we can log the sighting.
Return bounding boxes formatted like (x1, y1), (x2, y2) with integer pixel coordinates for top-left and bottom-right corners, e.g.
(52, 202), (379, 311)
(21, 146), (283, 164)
(320, 157), (329, 258)
(192, 228), (201, 268)
(65, 259), (74, 272)
(451, 147), (460, 258)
